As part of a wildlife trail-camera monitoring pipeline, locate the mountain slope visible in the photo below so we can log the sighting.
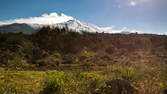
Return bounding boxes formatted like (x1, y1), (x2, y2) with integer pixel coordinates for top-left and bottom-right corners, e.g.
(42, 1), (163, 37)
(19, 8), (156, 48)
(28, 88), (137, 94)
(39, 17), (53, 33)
(0, 23), (35, 33)
(31, 19), (103, 33)
(0, 12), (140, 34)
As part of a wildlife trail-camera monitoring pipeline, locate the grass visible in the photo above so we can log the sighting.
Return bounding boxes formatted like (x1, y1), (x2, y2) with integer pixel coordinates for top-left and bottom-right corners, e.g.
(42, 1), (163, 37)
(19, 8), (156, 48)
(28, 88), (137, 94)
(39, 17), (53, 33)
(102, 65), (143, 82)
(0, 64), (166, 94)
(41, 71), (101, 94)
(0, 69), (44, 94)
(0, 69), (102, 94)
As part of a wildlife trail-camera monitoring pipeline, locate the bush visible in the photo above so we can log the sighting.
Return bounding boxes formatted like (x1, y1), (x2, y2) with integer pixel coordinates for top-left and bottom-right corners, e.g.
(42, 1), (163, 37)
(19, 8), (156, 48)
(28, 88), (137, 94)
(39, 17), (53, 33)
(70, 72), (101, 94)
(7, 56), (28, 69)
(106, 65), (142, 81)
(36, 53), (62, 68)
(41, 71), (102, 94)
(0, 51), (28, 69)
(41, 71), (67, 94)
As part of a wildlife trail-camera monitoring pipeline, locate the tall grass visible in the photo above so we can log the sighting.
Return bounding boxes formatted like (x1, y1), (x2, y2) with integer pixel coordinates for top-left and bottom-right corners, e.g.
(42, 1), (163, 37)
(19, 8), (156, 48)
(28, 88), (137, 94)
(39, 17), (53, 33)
(40, 70), (101, 94)
(103, 65), (142, 81)
(0, 65), (165, 94)
(41, 71), (66, 94)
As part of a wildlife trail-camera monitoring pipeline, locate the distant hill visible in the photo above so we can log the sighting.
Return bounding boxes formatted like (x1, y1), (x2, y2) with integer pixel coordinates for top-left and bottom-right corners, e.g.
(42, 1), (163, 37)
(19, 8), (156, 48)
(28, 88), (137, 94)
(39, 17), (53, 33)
(0, 23), (35, 34)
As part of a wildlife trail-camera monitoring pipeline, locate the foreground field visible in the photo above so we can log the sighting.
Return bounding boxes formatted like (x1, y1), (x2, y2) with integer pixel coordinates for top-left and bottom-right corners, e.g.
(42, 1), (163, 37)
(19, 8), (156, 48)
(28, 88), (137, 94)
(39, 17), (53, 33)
(0, 64), (166, 94)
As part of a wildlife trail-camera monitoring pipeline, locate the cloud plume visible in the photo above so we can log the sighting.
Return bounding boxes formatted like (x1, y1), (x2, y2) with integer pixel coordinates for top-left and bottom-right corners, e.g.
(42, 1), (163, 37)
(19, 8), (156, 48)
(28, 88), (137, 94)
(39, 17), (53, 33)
(101, 27), (144, 34)
(0, 12), (74, 25)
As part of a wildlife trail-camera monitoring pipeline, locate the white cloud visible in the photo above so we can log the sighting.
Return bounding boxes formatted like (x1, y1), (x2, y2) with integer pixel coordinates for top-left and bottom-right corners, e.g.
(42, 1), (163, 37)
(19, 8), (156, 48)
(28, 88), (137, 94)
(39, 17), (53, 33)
(160, 32), (167, 35)
(127, 0), (154, 7)
(101, 26), (144, 34)
(129, 1), (137, 6)
(0, 12), (74, 25)
(0, 12), (155, 34)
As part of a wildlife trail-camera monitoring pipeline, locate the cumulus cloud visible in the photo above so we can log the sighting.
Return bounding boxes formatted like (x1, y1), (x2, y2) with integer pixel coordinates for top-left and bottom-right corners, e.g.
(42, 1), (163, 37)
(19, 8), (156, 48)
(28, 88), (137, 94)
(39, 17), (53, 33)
(0, 12), (74, 25)
(101, 26), (144, 34)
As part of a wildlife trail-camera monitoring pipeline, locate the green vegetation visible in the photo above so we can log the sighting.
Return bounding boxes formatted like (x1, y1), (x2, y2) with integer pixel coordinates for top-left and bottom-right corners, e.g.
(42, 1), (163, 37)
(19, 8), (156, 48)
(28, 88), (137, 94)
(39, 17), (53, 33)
(104, 65), (143, 81)
(41, 71), (101, 94)
(0, 27), (167, 94)
(0, 69), (44, 94)
(0, 64), (166, 94)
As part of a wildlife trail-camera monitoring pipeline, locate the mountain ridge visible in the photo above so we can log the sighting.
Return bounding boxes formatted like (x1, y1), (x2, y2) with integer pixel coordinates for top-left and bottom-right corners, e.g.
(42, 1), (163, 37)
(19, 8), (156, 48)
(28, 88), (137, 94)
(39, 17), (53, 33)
(0, 12), (137, 34)
(0, 19), (134, 34)
(0, 23), (35, 33)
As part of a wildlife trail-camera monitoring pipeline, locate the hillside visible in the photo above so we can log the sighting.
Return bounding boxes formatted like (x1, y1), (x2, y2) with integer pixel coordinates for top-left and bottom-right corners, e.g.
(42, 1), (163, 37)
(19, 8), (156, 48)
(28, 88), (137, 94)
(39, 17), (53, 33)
(0, 12), (140, 34)
(0, 23), (35, 33)
(0, 27), (167, 94)
(0, 27), (167, 69)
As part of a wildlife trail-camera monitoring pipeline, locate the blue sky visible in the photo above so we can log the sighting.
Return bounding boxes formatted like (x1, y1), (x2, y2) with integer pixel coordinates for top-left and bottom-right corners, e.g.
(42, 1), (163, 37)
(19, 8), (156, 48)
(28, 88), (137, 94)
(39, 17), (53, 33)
(0, 0), (167, 33)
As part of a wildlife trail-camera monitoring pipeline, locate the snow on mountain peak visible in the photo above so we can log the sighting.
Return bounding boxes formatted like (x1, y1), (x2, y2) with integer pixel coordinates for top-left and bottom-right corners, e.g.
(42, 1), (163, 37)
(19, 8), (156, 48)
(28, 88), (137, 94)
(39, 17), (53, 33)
(0, 12), (144, 34)
(0, 12), (74, 25)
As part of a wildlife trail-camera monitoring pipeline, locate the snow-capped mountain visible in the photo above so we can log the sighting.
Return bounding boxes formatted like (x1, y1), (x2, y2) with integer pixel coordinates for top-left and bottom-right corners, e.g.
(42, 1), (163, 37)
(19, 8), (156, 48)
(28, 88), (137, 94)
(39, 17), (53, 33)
(0, 12), (140, 34)
(31, 19), (103, 33)
(56, 19), (103, 33)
